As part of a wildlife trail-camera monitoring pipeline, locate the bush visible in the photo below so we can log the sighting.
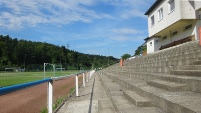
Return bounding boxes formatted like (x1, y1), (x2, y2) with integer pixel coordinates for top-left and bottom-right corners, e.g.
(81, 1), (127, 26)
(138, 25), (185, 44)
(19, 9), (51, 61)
(40, 107), (48, 113)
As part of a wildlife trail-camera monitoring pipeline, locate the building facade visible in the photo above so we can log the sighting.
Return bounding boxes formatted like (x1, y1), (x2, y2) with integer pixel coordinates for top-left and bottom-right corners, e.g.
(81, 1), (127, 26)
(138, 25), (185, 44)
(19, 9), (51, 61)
(145, 0), (201, 54)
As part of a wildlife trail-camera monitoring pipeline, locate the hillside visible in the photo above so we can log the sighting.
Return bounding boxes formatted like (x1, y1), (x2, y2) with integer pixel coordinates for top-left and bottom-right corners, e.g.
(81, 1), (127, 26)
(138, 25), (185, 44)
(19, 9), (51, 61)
(0, 35), (119, 71)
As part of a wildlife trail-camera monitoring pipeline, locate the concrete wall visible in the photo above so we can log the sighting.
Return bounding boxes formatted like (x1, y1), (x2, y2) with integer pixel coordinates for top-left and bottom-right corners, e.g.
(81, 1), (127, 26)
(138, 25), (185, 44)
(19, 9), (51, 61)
(148, 0), (182, 37)
(147, 0), (199, 37)
(146, 0), (201, 54)
(147, 20), (198, 54)
(192, 0), (201, 11)
(109, 41), (201, 73)
(147, 38), (161, 54)
(180, 1), (196, 19)
(161, 21), (197, 46)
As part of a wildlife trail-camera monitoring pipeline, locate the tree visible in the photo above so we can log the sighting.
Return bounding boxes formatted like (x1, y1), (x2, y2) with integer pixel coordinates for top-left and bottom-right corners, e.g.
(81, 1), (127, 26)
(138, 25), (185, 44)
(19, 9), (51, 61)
(0, 35), (119, 71)
(134, 46), (147, 56)
(121, 54), (131, 60)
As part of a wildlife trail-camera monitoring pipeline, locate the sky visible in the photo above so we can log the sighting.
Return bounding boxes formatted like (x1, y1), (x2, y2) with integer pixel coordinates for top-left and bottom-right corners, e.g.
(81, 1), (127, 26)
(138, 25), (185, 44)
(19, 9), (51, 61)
(0, 0), (155, 58)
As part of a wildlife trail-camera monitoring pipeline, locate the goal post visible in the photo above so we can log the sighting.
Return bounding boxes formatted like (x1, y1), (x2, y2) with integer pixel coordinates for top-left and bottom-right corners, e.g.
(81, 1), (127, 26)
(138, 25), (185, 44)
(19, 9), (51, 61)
(44, 63), (56, 79)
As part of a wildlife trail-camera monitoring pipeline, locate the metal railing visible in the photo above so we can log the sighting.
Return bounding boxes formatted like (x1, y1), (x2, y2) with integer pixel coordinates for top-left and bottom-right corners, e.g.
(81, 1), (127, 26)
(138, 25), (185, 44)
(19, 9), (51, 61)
(0, 70), (95, 113)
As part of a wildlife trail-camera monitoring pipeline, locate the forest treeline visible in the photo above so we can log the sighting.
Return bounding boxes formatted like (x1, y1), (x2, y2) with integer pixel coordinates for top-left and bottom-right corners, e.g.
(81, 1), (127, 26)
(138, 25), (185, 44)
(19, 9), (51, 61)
(0, 35), (119, 71)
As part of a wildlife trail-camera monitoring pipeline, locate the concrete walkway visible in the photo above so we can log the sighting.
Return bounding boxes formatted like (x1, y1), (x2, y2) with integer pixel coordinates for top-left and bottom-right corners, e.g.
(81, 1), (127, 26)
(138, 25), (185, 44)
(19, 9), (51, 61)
(57, 73), (115, 113)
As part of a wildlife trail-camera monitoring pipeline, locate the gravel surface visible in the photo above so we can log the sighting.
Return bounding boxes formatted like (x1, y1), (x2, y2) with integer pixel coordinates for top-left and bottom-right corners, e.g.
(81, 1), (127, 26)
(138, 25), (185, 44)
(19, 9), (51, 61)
(0, 75), (83, 113)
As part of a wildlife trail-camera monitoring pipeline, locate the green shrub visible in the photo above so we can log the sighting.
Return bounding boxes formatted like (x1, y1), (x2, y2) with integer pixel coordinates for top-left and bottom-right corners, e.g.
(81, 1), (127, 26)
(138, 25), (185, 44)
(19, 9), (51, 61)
(70, 87), (75, 94)
(40, 107), (48, 113)
(53, 97), (63, 110)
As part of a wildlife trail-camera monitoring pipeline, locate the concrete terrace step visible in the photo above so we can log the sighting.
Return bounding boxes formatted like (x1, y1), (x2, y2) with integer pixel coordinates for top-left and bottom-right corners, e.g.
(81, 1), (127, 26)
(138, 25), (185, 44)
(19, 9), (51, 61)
(123, 90), (153, 107)
(99, 74), (165, 113)
(178, 65), (201, 70)
(111, 95), (135, 113)
(108, 74), (201, 113)
(98, 99), (116, 113)
(99, 75), (123, 97)
(101, 75), (164, 113)
(170, 70), (201, 77)
(190, 60), (201, 65)
(111, 91), (163, 113)
(147, 79), (187, 92)
(100, 75), (135, 112)
(106, 71), (201, 93)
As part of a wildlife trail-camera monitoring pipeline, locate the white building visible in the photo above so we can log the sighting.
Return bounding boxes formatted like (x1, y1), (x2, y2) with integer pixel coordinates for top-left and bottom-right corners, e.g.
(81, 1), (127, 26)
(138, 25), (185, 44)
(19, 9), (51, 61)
(145, 0), (201, 54)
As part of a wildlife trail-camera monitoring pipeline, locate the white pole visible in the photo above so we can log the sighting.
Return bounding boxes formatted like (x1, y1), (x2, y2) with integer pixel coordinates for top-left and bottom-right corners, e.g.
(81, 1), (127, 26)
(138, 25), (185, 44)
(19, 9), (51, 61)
(53, 65), (55, 77)
(89, 71), (90, 79)
(89, 71), (92, 79)
(76, 75), (79, 96)
(83, 73), (85, 87)
(48, 81), (53, 113)
(44, 63), (45, 79)
(86, 72), (89, 83)
(89, 70), (94, 79)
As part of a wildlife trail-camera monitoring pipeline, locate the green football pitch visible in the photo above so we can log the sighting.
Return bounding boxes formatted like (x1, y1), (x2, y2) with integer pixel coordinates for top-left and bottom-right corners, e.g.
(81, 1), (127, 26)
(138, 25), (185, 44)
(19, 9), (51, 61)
(0, 70), (79, 87)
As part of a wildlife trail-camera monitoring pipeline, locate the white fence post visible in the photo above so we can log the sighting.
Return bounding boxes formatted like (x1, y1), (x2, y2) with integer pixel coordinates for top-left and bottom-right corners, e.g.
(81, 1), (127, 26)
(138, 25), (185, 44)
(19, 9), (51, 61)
(86, 72), (89, 83)
(53, 64), (55, 77)
(76, 75), (79, 96)
(89, 70), (95, 79)
(83, 73), (85, 87)
(48, 80), (53, 113)
(44, 63), (45, 79)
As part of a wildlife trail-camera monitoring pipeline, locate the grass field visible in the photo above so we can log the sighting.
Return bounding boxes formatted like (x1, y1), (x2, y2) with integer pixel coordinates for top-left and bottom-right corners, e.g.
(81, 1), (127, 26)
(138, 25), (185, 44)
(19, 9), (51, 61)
(0, 70), (79, 87)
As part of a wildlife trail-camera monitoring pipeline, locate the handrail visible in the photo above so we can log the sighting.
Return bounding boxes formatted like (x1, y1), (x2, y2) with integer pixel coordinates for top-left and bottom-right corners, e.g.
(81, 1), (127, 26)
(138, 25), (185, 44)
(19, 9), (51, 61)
(52, 71), (88, 81)
(0, 70), (94, 113)
(0, 71), (89, 95)
(0, 78), (52, 95)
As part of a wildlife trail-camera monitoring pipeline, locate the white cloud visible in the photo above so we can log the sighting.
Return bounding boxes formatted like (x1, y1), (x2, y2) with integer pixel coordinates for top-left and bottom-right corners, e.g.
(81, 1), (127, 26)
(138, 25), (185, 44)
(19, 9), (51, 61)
(112, 28), (143, 35)
(110, 36), (131, 41)
(104, 0), (152, 9)
(0, 0), (112, 29)
(102, 0), (153, 19)
(109, 35), (145, 42)
(109, 28), (145, 42)
(120, 9), (147, 19)
(0, 0), (151, 29)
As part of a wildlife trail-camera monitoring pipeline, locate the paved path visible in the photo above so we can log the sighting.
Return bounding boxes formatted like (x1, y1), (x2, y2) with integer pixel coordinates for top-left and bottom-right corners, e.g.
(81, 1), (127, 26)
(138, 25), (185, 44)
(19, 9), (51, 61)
(57, 73), (112, 113)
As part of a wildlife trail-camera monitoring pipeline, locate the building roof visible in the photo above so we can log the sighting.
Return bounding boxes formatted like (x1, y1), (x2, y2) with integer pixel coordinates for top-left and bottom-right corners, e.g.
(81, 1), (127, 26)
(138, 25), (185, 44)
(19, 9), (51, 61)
(144, 37), (151, 41)
(144, 0), (163, 15)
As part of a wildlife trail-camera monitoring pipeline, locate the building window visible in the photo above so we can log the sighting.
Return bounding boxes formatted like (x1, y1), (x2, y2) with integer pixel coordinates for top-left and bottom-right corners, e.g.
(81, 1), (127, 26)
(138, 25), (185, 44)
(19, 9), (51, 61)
(158, 8), (163, 21)
(151, 15), (155, 26)
(172, 31), (177, 36)
(162, 36), (167, 40)
(168, 0), (175, 13)
(184, 24), (192, 31)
